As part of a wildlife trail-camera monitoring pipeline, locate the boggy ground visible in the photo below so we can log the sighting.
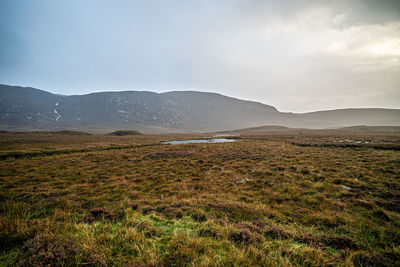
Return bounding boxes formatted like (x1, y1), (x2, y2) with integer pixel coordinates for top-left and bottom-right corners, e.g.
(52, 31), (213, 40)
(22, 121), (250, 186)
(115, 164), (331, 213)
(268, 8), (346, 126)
(0, 130), (399, 266)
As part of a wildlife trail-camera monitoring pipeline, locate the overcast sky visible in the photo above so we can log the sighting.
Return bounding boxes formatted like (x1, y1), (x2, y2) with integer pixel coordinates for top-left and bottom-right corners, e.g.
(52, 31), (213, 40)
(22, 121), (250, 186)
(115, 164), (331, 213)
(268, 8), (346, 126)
(1, 0), (399, 112)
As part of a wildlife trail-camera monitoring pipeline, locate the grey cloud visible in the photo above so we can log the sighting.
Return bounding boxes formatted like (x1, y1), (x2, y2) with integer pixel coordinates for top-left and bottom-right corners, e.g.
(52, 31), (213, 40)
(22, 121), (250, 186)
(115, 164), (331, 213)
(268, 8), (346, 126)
(338, 0), (400, 25)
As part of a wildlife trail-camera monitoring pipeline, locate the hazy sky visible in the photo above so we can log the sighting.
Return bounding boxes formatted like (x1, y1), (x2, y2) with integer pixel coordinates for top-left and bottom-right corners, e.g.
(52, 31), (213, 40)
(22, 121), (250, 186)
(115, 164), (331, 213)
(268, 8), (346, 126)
(1, 0), (399, 112)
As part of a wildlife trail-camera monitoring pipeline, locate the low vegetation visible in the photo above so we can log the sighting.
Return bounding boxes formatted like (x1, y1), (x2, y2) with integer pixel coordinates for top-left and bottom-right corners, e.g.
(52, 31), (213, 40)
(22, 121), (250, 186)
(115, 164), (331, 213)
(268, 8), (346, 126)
(0, 130), (399, 266)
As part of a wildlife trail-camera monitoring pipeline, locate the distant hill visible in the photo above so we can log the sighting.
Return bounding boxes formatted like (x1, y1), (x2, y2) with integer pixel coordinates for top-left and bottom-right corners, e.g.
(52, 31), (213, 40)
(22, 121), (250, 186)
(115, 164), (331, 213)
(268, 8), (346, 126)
(338, 126), (400, 132)
(218, 125), (400, 135)
(224, 125), (299, 134)
(41, 130), (91, 135)
(294, 109), (400, 129)
(108, 130), (142, 136)
(1, 84), (400, 133)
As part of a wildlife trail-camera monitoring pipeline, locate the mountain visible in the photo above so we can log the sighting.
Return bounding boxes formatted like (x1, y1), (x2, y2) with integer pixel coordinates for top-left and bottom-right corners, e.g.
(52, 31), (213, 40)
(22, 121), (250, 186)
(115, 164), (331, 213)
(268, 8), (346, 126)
(218, 125), (400, 135)
(1, 84), (400, 133)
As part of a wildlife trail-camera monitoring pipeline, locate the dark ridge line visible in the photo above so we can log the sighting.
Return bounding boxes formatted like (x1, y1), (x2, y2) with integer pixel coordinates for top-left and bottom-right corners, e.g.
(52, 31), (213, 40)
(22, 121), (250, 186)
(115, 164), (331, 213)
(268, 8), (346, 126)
(0, 143), (159, 161)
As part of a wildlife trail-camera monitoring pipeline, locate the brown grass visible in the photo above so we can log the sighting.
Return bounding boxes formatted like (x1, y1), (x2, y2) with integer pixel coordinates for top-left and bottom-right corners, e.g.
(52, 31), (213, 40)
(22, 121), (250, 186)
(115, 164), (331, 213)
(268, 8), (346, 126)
(0, 130), (399, 266)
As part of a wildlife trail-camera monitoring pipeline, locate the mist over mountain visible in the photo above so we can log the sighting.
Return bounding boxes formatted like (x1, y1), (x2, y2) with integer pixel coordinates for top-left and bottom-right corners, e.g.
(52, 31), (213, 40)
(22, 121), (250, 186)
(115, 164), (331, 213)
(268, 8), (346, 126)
(1, 84), (399, 133)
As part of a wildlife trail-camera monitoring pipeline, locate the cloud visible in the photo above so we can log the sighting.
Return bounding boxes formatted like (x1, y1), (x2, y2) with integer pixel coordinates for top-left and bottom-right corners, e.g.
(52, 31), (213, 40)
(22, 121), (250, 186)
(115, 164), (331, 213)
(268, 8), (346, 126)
(335, 0), (400, 26)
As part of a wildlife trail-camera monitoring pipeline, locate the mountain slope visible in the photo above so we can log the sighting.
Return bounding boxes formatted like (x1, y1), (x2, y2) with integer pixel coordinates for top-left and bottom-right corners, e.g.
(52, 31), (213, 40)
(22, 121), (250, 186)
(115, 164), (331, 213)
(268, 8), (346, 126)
(1, 84), (399, 133)
(295, 108), (400, 129)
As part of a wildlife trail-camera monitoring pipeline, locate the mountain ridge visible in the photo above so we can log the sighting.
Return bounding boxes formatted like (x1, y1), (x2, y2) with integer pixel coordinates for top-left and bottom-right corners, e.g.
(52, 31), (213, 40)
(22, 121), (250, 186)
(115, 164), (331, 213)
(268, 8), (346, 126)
(1, 84), (399, 133)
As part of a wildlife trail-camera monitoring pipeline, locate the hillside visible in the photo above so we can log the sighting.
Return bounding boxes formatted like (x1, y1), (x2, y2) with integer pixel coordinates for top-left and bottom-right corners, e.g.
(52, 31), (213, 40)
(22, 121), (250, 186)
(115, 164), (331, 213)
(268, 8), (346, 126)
(1, 84), (399, 133)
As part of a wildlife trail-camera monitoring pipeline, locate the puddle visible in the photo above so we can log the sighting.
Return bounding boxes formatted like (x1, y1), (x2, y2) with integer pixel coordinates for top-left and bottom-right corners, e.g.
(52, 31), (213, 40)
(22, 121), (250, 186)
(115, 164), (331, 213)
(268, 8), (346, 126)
(162, 138), (236, 145)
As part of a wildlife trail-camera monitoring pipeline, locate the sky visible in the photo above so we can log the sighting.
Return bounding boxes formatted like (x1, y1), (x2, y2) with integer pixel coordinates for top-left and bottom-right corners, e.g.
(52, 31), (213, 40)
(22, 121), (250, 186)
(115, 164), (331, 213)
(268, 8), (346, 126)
(0, 0), (399, 112)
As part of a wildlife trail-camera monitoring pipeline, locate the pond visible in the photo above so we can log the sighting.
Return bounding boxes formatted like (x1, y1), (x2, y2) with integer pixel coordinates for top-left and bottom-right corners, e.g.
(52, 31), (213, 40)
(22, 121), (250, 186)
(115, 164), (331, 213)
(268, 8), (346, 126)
(162, 138), (236, 145)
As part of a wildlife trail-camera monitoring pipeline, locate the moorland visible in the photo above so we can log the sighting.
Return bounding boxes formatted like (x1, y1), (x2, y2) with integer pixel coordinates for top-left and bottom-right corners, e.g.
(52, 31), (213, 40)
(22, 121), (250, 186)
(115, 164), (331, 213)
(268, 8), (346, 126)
(0, 128), (399, 266)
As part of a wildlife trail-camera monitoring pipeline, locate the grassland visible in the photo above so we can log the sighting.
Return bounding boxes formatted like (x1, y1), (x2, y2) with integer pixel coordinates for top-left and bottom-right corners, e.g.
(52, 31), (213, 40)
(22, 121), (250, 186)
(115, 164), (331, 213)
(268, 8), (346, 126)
(0, 129), (399, 266)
